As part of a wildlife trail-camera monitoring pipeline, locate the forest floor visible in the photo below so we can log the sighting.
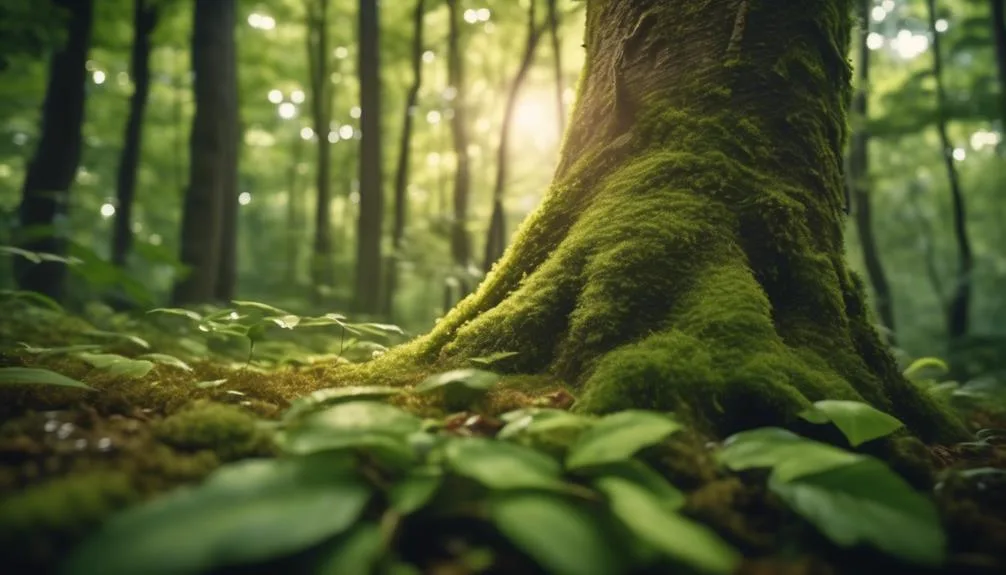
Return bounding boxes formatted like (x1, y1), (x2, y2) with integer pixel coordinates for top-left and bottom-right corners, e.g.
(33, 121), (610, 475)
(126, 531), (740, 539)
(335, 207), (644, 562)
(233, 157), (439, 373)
(1, 297), (1005, 575)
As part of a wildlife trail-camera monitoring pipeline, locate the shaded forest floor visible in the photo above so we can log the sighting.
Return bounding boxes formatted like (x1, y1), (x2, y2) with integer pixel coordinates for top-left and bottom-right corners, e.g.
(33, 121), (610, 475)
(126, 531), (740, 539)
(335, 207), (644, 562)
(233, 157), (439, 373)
(1, 298), (1005, 575)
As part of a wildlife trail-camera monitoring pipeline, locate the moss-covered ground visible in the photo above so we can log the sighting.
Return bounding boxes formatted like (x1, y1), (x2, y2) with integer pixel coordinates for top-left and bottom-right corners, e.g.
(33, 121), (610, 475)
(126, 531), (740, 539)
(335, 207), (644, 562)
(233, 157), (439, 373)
(1, 298), (1005, 574)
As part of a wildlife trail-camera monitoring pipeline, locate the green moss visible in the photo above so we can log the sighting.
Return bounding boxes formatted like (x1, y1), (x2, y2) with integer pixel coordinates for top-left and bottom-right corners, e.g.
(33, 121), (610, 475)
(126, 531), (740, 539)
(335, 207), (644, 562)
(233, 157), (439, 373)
(153, 400), (273, 461)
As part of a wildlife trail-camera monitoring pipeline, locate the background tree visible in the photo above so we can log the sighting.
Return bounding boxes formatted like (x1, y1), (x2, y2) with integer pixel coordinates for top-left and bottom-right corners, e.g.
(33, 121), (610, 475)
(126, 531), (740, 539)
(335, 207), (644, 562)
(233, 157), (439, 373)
(305, 0), (335, 295)
(13, 0), (94, 300)
(446, 0), (472, 296)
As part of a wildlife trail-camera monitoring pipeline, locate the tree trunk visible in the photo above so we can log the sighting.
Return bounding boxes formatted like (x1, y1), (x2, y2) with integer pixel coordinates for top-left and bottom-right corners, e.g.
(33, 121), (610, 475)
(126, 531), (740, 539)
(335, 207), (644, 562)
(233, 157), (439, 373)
(925, 0), (973, 344)
(390, 0), (965, 443)
(547, 0), (565, 137)
(214, 28), (240, 302)
(483, 0), (543, 272)
(286, 133), (306, 285)
(111, 0), (157, 269)
(14, 0), (94, 300)
(385, 0), (426, 317)
(446, 0), (471, 276)
(354, 0), (385, 314)
(172, 0), (234, 305)
(307, 0), (335, 295)
(848, 0), (896, 342)
(993, 0), (1006, 131)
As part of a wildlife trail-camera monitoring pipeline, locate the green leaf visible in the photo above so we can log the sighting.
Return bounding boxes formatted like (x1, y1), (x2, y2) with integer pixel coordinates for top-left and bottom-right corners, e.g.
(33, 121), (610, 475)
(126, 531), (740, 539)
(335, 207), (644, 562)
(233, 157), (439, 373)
(62, 455), (370, 575)
(388, 465), (442, 514)
(902, 357), (949, 381)
(284, 386), (404, 421)
(315, 523), (384, 575)
(0, 289), (64, 311)
(468, 351), (519, 367)
(351, 322), (406, 336)
(498, 409), (593, 456)
(148, 307), (203, 322)
(596, 476), (739, 574)
(232, 300), (291, 315)
(414, 369), (501, 410)
(0, 367), (93, 390)
(718, 428), (862, 482)
(18, 343), (104, 357)
(138, 353), (193, 372)
(798, 400), (904, 446)
(279, 401), (423, 465)
(269, 314), (301, 329)
(770, 459), (945, 566)
(586, 459), (685, 512)
(491, 492), (622, 575)
(82, 330), (151, 350)
(76, 353), (154, 379)
(444, 437), (565, 490)
(566, 410), (682, 470)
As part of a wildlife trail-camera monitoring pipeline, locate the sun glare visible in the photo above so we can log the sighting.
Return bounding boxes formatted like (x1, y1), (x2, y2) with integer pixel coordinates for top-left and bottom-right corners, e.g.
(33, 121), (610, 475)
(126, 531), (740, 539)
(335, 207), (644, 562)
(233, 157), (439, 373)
(511, 93), (560, 150)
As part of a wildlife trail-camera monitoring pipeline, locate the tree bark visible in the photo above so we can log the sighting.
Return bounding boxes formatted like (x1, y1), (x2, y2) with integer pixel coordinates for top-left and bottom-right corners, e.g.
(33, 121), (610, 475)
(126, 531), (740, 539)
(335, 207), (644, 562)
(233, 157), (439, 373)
(385, 0), (426, 317)
(307, 0), (335, 294)
(384, 0), (965, 443)
(446, 0), (471, 277)
(172, 0), (234, 305)
(214, 19), (241, 302)
(285, 133), (306, 285)
(925, 0), (973, 344)
(111, 0), (157, 269)
(848, 0), (895, 343)
(14, 0), (94, 300)
(483, 0), (544, 272)
(355, 0), (385, 314)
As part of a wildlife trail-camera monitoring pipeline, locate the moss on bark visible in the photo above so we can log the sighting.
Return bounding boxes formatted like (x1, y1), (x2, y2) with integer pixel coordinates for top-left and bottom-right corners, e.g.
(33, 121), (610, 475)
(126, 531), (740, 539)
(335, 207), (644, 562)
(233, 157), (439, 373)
(353, 0), (966, 443)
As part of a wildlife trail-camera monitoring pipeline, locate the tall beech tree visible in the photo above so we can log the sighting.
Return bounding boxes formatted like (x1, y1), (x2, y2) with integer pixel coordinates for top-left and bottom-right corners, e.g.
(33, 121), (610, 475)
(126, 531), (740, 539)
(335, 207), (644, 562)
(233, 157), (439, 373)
(446, 0), (472, 286)
(14, 0), (94, 300)
(848, 0), (895, 342)
(213, 8), (241, 302)
(386, 0), (427, 317)
(172, 0), (237, 305)
(111, 0), (158, 269)
(546, 0), (565, 136)
(306, 0), (335, 293)
(355, 0), (384, 314)
(360, 0), (966, 443)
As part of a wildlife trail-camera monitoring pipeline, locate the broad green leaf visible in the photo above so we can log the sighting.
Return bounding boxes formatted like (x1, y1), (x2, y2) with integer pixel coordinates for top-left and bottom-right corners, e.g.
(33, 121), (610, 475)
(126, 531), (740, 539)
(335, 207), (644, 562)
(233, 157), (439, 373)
(566, 411), (682, 469)
(284, 386), (404, 421)
(19, 343), (104, 357)
(76, 353), (154, 379)
(62, 455), (369, 575)
(491, 492), (621, 575)
(148, 307), (203, 321)
(718, 428), (862, 482)
(138, 353), (193, 372)
(315, 523), (384, 575)
(279, 401), (422, 465)
(232, 300), (291, 315)
(770, 459), (945, 566)
(468, 351), (519, 367)
(269, 314), (301, 329)
(351, 322), (405, 336)
(902, 357), (949, 381)
(798, 400), (904, 446)
(585, 460), (685, 512)
(0, 289), (64, 311)
(444, 437), (565, 490)
(498, 409), (593, 456)
(82, 330), (150, 350)
(388, 466), (443, 514)
(414, 369), (501, 410)
(0, 367), (93, 390)
(596, 476), (739, 574)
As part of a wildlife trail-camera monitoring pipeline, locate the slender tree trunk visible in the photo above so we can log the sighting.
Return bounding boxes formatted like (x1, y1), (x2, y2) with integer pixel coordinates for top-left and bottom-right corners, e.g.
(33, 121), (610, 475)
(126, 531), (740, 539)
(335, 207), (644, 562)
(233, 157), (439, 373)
(286, 133), (306, 284)
(307, 0), (335, 295)
(14, 0), (94, 300)
(384, 0), (965, 443)
(214, 31), (241, 302)
(446, 0), (471, 280)
(483, 0), (544, 272)
(172, 0), (234, 305)
(111, 0), (157, 269)
(546, 0), (565, 137)
(355, 0), (385, 314)
(993, 0), (1006, 132)
(848, 0), (896, 342)
(385, 0), (426, 317)
(926, 0), (973, 343)
(906, 181), (946, 307)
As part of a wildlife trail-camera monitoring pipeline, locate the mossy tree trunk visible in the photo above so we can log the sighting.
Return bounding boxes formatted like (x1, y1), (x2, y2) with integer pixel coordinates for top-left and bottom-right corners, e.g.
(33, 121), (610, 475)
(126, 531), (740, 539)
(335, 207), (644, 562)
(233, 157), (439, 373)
(392, 0), (965, 443)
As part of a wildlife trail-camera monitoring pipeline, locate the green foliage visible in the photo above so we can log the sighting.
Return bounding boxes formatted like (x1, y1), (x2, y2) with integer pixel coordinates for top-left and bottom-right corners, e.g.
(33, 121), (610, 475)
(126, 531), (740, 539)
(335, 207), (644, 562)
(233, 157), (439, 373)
(719, 427), (945, 566)
(798, 400), (905, 446)
(76, 352), (155, 379)
(414, 368), (501, 411)
(0, 366), (93, 389)
(566, 410), (682, 469)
